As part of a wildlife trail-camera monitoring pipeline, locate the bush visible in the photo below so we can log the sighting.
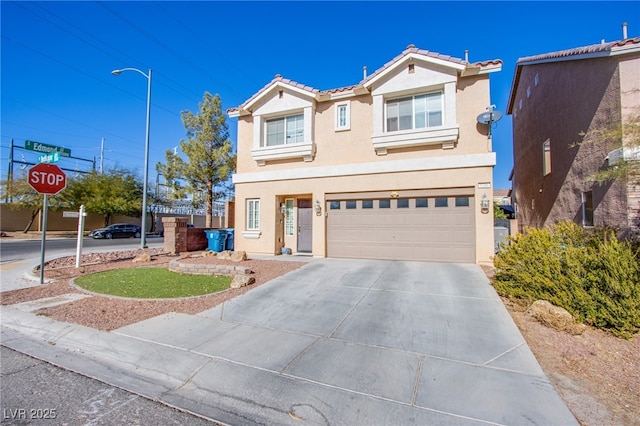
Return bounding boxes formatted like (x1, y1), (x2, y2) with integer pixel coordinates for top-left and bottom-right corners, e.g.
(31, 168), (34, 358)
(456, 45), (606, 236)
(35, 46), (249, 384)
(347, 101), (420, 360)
(494, 221), (640, 338)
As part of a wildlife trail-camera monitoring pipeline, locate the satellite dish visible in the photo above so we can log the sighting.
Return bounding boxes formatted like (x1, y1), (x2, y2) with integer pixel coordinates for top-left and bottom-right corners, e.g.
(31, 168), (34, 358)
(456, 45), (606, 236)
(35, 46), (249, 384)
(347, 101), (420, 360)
(476, 110), (503, 124)
(476, 106), (503, 139)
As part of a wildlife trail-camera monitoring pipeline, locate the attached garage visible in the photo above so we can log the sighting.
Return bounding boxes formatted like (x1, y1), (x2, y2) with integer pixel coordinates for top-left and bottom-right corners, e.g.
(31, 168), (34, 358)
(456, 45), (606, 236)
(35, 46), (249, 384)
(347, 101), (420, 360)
(326, 189), (475, 263)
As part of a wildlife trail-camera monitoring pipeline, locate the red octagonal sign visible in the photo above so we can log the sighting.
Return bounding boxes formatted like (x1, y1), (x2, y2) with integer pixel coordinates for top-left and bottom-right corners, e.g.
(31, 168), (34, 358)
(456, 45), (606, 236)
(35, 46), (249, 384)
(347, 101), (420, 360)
(28, 163), (67, 195)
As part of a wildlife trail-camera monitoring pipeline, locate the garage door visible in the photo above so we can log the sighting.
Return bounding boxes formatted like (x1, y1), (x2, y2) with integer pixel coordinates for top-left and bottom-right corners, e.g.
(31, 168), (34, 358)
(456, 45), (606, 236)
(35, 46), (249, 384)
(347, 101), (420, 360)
(326, 193), (475, 263)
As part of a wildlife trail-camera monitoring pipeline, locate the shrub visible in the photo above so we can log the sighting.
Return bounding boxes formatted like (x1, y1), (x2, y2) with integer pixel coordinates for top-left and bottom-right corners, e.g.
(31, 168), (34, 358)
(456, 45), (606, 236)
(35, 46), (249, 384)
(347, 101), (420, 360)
(494, 221), (640, 338)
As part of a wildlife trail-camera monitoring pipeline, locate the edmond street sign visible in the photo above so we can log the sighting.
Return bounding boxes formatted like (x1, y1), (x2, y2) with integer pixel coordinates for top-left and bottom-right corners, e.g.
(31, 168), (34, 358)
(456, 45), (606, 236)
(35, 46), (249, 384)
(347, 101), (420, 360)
(25, 140), (71, 157)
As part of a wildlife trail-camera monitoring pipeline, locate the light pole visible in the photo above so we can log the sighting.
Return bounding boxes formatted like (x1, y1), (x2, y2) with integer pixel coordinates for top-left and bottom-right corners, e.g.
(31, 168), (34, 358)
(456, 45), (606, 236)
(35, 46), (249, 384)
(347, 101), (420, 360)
(111, 67), (152, 249)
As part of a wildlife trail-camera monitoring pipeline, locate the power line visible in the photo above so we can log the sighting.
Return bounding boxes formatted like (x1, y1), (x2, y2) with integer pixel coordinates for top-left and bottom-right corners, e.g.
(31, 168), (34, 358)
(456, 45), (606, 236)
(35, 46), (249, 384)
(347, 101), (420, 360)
(98, 1), (245, 101)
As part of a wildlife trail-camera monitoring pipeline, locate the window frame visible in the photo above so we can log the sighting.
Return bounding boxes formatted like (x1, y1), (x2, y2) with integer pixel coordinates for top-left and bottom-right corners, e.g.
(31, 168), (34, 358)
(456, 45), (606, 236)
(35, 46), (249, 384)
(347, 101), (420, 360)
(285, 199), (294, 236)
(385, 91), (443, 133)
(582, 191), (594, 227)
(246, 199), (260, 231)
(543, 139), (552, 176)
(265, 113), (304, 147)
(335, 101), (351, 131)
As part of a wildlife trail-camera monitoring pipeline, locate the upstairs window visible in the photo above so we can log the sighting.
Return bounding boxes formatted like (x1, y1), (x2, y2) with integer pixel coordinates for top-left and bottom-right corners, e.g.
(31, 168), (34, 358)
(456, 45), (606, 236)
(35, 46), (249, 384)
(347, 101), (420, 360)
(335, 101), (351, 131)
(543, 139), (551, 176)
(386, 92), (442, 132)
(266, 114), (304, 146)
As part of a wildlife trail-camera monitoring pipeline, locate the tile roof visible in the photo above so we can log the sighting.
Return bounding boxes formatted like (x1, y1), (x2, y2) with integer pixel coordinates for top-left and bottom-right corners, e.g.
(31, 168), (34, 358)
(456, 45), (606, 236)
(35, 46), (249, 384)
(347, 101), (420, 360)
(516, 36), (640, 65)
(507, 36), (640, 113)
(230, 45), (501, 114)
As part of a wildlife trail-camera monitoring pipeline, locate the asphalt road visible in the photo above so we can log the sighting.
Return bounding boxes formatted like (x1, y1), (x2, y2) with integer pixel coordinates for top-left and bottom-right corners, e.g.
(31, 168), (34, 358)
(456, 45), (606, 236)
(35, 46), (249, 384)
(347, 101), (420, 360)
(0, 237), (165, 265)
(0, 346), (217, 425)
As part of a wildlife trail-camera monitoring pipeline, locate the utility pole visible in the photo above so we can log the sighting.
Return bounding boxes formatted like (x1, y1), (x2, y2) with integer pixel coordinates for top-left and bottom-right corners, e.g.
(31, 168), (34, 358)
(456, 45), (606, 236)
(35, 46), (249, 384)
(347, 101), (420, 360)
(6, 139), (13, 202)
(100, 137), (105, 174)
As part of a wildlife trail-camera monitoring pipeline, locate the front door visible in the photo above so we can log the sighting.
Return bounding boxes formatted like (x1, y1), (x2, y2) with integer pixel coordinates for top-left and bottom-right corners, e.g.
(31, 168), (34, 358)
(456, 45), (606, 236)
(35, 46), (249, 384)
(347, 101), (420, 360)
(297, 199), (313, 253)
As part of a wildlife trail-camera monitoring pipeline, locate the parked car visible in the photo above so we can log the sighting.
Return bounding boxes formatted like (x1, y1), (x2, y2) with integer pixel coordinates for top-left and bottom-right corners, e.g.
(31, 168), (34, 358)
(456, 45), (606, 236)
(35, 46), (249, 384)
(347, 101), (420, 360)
(89, 223), (142, 239)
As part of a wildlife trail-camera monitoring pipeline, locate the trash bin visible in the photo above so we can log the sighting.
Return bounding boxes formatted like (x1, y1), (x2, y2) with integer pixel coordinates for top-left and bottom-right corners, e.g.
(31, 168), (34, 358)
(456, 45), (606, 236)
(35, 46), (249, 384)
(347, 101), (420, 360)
(204, 229), (227, 252)
(225, 228), (234, 251)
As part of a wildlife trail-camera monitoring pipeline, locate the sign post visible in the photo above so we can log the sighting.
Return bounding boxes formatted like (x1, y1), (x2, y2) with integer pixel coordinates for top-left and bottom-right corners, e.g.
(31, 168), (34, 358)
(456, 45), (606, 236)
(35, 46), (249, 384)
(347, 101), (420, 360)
(27, 163), (67, 284)
(75, 205), (86, 268)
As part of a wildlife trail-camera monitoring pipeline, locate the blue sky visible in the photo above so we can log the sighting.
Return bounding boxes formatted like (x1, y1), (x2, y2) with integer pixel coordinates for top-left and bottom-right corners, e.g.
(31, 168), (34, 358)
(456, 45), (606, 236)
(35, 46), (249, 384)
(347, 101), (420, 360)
(2, 1), (639, 192)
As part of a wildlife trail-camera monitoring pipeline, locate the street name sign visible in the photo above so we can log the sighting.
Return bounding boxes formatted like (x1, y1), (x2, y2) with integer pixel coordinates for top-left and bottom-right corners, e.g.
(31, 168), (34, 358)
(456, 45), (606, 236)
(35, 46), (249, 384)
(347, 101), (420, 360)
(38, 152), (60, 163)
(25, 140), (71, 157)
(28, 163), (67, 195)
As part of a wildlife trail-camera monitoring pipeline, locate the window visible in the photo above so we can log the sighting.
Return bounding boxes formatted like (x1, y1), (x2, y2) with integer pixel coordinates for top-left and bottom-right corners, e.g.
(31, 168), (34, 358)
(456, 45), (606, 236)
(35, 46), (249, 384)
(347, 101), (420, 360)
(266, 114), (303, 146)
(346, 200), (357, 209)
(386, 92), (442, 132)
(379, 199), (391, 208)
(397, 198), (409, 208)
(455, 197), (470, 207)
(416, 198), (428, 208)
(335, 101), (350, 131)
(582, 191), (594, 227)
(435, 197), (448, 207)
(534, 73), (540, 86)
(247, 199), (260, 230)
(330, 201), (340, 210)
(362, 200), (373, 209)
(285, 199), (294, 236)
(543, 139), (551, 176)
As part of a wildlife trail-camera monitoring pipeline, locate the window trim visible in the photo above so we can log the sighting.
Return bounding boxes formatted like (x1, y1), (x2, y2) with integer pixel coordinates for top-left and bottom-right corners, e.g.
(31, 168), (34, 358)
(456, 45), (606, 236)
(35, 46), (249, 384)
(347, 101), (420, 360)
(285, 199), (294, 236)
(335, 101), (351, 131)
(265, 113), (304, 147)
(385, 91), (443, 133)
(582, 191), (594, 227)
(543, 139), (551, 176)
(246, 199), (260, 231)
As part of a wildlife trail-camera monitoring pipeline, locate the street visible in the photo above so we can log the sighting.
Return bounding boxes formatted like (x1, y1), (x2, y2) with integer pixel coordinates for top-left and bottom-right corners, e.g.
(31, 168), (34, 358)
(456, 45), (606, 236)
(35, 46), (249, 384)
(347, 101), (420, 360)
(0, 346), (216, 425)
(0, 237), (164, 265)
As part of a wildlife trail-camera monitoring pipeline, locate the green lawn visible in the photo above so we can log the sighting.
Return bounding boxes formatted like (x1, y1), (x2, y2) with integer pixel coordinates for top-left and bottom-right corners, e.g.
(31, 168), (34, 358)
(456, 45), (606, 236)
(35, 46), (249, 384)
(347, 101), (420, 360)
(74, 267), (232, 298)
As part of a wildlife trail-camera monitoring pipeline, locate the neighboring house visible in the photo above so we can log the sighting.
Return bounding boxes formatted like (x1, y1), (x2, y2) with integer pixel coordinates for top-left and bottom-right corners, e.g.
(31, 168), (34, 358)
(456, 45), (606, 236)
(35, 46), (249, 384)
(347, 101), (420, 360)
(493, 189), (512, 206)
(507, 32), (640, 239)
(228, 45), (501, 264)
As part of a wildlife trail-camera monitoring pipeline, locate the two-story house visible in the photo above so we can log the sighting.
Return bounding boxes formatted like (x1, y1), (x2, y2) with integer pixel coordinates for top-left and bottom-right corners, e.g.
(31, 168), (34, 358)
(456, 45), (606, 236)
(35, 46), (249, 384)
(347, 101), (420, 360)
(507, 32), (640, 239)
(228, 45), (502, 264)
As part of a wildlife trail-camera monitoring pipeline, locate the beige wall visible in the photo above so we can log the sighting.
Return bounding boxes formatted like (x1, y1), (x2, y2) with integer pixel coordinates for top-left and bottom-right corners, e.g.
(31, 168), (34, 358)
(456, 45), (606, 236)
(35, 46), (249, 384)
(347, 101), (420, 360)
(233, 59), (497, 264)
(0, 205), (141, 232)
(236, 75), (492, 175)
(234, 164), (495, 264)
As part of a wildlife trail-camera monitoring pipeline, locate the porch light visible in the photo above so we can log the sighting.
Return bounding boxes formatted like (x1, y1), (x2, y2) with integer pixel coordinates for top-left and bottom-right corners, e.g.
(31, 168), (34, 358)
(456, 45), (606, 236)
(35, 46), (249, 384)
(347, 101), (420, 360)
(481, 194), (490, 214)
(314, 200), (322, 216)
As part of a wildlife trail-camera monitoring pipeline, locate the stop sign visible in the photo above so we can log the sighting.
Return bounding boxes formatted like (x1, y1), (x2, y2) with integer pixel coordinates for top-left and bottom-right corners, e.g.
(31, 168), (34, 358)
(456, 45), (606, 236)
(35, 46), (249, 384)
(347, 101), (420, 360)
(28, 163), (67, 195)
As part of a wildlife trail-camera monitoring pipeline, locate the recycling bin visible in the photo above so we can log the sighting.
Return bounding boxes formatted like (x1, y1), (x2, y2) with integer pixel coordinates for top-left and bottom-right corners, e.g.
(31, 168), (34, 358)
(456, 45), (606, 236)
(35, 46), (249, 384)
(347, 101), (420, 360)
(204, 229), (227, 252)
(225, 228), (235, 251)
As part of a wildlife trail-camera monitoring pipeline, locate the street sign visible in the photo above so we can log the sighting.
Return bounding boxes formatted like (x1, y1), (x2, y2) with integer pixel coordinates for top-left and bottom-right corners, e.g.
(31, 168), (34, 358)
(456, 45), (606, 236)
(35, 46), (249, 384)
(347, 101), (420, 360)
(38, 152), (60, 163)
(28, 163), (67, 195)
(25, 140), (71, 157)
(63, 211), (79, 218)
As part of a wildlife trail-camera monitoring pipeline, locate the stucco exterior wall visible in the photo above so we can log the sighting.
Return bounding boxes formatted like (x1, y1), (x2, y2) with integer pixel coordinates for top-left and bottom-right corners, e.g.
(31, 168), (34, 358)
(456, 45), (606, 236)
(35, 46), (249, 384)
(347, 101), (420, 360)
(234, 163), (495, 264)
(511, 56), (631, 233)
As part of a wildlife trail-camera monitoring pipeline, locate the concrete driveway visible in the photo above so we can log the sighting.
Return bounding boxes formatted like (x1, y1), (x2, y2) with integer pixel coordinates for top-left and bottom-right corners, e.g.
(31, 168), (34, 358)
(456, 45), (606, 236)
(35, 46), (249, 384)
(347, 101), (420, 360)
(1, 258), (577, 424)
(109, 258), (576, 425)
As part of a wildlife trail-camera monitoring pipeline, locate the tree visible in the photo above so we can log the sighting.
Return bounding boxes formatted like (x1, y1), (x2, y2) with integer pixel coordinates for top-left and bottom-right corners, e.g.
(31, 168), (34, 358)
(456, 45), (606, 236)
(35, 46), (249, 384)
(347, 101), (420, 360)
(0, 172), (68, 232)
(157, 92), (236, 227)
(587, 112), (640, 185)
(62, 168), (143, 226)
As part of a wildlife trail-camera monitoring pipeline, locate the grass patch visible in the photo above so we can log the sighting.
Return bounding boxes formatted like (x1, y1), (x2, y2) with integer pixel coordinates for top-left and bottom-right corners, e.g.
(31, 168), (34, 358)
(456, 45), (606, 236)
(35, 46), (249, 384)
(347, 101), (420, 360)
(75, 267), (232, 298)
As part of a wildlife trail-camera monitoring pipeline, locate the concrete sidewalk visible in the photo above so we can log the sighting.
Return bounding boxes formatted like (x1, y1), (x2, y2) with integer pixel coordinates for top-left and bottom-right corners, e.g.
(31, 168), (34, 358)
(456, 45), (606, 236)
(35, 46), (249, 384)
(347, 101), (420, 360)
(1, 258), (578, 425)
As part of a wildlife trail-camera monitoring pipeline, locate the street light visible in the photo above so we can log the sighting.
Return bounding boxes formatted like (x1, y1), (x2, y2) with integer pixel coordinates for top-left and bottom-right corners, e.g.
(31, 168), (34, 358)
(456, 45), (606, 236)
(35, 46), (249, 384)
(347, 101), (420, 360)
(111, 67), (152, 249)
